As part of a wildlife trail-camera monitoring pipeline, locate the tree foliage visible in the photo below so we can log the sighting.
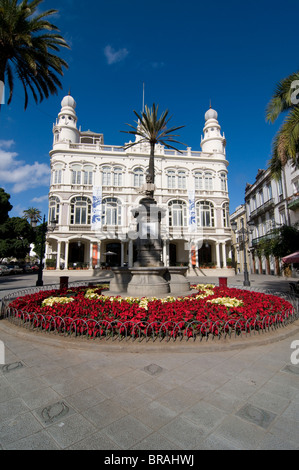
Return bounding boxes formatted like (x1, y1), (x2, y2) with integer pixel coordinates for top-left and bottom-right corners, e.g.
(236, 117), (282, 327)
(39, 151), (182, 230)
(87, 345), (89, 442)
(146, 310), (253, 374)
(0, 188), (35, 260)
(0, 0), (70, 109)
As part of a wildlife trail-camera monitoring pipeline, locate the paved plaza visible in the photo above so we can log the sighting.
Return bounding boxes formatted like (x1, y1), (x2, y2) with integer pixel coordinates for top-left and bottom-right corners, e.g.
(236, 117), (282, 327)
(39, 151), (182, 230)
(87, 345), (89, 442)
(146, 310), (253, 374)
(0, 272), (298, 451)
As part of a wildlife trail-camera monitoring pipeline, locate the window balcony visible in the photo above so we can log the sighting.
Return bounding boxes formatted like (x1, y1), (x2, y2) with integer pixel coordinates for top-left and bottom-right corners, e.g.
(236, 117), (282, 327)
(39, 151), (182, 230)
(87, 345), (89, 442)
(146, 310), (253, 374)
(287, 193), (299, 210)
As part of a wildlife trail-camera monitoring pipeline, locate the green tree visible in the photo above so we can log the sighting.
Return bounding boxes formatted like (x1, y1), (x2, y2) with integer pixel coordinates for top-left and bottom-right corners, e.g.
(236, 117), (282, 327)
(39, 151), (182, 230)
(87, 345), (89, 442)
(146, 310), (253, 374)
(0, 0), (70, 109)
(0, 187), (12, 222)
(266, 71), (299, 178)
(0, 187), (34, 260)
(122, 103), (185, 190)
(23, 207), (42, 226)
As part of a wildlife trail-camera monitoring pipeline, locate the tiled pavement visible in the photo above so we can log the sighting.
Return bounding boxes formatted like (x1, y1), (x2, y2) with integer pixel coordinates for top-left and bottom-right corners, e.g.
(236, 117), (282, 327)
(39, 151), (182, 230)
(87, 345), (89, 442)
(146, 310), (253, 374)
(0, 273), (298, 451)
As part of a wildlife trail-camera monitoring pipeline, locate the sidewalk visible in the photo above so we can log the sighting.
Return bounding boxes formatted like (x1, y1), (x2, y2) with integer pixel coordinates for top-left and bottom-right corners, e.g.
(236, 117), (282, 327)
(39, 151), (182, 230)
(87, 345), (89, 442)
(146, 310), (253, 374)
(0, 273), (299, 450)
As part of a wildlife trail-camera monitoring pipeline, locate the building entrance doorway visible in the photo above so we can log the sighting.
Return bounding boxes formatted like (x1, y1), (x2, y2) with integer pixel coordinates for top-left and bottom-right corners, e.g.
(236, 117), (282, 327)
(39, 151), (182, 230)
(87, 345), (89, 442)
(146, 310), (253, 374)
(69, 242), (85, 267)
(105, 243), (121, 267)
(198, 243), (212, 266)
(169, 243), (177, 266)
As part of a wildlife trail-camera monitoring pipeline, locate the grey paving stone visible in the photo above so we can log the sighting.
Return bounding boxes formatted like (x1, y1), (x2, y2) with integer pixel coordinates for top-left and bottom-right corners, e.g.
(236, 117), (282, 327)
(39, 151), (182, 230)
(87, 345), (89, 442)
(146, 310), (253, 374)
(182, 401), (227, 432)
(235, 403), (277, 429)
(5, 430), (61, 450)
(82, 398), (127, 428)
(131, 432), (182, 450)
(0, 412), (43, 447)
(46, 414), (97, 449)
(211, 415), (267, 449)
(101, 415), (152, 449)
(67, 430), (121, 450)
(0, 397), (29, 421)
(158, 416), (206, 449)
(132, 401), (177, 430)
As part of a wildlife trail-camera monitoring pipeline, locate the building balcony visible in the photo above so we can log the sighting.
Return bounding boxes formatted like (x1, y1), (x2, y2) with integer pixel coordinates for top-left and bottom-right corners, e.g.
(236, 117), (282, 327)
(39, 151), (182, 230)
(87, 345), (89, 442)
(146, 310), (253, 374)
(251, 233), (276, 247)
(250, 198), (274, 218)
(287, 193), (299, 210)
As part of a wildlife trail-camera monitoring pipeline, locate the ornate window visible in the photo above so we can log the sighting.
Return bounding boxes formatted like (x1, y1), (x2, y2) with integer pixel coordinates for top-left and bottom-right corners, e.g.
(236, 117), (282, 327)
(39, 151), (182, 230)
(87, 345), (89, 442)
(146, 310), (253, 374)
(194, 172), (203, 190)
(71, 165), (82, 185)
(113, 167), (123, 187)
(70, 197), (91, 225)
(52, 164), (62, 185)
(177, 170), (187, 189)
(197, 201), (215, 227)
(204, 172), (213, 190)
(168, 200), (187, 227)
(102, 197), (122, 226)
(222, 203), (230, 227)
(49, 197), (60, 224)
(133, 167), (144, 187)
(220, 172), (227, 191)
(102, 166), (112, 186)
(83, 165), (93, 185)
(167, 170), (176, 189)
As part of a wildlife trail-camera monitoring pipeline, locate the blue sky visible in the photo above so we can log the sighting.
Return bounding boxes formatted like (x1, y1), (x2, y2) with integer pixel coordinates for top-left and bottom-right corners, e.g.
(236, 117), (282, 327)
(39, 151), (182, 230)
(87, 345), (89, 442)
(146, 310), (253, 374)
(0, 0), (298, 220)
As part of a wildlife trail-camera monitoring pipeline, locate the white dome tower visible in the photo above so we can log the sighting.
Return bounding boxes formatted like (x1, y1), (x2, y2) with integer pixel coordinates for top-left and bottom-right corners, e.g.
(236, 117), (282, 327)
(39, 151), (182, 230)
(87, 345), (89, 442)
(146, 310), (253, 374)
(53, 93), (80, 146)
(201, 105), (226, 156)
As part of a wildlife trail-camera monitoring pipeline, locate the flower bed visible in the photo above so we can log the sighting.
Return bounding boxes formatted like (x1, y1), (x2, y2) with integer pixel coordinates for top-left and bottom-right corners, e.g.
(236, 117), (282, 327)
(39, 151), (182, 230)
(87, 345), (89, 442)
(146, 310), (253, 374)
(5, 283), (296, 342)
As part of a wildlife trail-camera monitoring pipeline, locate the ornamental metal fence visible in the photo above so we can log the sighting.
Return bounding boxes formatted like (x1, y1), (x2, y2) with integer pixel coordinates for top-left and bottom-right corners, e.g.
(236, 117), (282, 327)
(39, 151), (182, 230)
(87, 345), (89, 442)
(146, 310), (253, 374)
(0, 282), (298, 343)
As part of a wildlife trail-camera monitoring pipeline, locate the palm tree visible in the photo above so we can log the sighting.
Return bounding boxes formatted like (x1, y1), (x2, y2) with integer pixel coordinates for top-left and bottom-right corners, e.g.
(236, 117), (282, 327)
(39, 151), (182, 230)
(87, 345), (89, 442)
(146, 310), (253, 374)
(0, 0), (70, 109)
(23, 207), (42, 226)
(266, 71), (299, 178)
(122, 103), (185, 187)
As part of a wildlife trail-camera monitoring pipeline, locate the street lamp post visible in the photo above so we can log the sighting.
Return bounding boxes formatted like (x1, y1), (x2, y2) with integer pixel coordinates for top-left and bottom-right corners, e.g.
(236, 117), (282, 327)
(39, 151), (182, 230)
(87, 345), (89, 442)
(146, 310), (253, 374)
(231, 219), (254, 287)
(32, 216), (57, 287)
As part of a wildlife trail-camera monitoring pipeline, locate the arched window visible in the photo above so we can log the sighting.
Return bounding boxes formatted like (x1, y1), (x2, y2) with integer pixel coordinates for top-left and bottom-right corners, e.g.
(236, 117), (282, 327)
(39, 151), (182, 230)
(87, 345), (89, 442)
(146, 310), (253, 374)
(71, 165), (82, 185)
(83, 165), (93, 185)
(133, 167), (144, 187)
(204, 172), (213, 190)
(197, 201), (215, 227)
(222, 203), (230, 227)
(113, 167), (123, 187)
(168, 200), (187, 227)
(70, 197), (91, 225)
(177, 170), (187, 189)
(52, 164), (62, 185)
(220, 172), (227, 192)
(49, 197), (60, 224)
(102, 166), (112, 186)
(194, 172), (203, 190)
(167, 170), (176, 189)
(102, 198), (122, 226)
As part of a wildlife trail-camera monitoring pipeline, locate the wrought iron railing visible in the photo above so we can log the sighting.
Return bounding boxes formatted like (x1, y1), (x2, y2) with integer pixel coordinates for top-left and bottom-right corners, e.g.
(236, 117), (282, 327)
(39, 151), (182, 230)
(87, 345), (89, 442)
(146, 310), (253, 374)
(1, 283), (298, 343)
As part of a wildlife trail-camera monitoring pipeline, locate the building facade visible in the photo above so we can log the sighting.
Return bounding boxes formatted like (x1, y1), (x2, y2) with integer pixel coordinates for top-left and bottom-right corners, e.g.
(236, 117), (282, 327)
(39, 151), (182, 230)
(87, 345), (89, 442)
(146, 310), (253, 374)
(230, 204), (250, 274)
(45, 94), (232, 273)
(244, 162), (299, 275)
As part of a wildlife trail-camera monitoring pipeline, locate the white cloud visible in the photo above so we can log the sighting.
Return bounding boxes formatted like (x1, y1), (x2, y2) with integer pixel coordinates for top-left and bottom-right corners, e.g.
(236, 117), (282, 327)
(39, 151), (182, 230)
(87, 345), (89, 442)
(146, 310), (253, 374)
(31, 195), (49, 203)
(104, 45), (129, 65)
(0, 141), (50, 193)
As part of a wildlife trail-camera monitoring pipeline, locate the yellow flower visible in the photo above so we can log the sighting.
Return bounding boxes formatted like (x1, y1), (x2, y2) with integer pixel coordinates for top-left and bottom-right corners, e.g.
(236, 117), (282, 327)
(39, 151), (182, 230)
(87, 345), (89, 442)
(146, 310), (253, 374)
(42, 297), (74, 307)
(207, 297), (243, 308)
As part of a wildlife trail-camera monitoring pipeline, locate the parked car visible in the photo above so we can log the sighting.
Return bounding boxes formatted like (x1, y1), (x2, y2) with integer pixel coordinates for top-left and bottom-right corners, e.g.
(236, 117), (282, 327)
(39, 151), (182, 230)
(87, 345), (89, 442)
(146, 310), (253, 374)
(26, 264), (39, 273)
(7, 265), (23, 274)
(0, 265), (10, 276)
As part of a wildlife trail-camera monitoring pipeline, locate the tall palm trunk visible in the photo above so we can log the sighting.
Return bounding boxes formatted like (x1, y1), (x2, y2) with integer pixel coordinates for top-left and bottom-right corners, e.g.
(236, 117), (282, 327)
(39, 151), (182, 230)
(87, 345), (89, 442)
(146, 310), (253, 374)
(149, 142), (155, 184)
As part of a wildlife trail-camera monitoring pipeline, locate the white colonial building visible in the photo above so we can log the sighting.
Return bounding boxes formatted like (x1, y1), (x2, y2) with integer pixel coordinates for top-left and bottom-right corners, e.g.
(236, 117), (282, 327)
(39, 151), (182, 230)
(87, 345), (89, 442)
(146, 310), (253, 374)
(45, 94), (232, 274)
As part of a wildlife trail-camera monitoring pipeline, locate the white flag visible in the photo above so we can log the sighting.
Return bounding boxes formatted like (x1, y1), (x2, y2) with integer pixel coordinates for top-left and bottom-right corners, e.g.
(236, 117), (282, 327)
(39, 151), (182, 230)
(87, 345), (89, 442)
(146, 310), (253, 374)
(91, 186), (102, 230)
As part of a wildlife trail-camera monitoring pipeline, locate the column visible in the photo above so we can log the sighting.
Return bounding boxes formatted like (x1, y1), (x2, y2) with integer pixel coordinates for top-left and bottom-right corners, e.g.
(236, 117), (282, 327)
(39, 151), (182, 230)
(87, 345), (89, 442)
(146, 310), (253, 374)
(128, 240), (133, 268)
(97, 241), (101, 268)
(222, 243), (227, 268)
(121, 241), (125, 267)
(216, 242), (221, 268)
(56, 241), (61, 270)
(89, 242), (93, 268)
(65, 241), (69, 270)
